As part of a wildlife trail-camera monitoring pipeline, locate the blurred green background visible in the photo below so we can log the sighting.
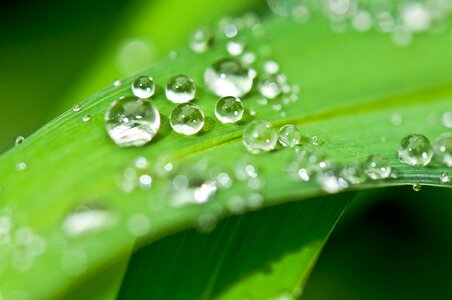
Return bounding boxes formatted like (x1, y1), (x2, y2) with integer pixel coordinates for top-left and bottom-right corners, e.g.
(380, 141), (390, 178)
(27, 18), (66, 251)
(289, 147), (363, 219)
(2, 0), (452, 298)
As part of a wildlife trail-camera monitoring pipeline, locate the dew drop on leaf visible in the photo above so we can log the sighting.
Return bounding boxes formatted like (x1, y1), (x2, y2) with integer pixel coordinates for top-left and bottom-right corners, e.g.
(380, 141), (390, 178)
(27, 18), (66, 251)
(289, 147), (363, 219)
(170, 103), (205, 135)
(15, 136), (25, 146)
(364, 154), (392, 180)
(440, 171), (450, 183)
(258, 74), (281, 99)
(398, 134), (434, 166)
(204, 57), (255, 97)
(278, 124), (301, 147)
(433, 133), (452, 166)
(242, 120), (278, 154)
(165, 75), (196, 103)
(72, 104), (82, 112)
(413, 183), (422, 192)
(131, 76), (156, 99)
(226, 40), (245, 56)
(190, 27), (214, 53)
(82, 114), (91, 122)
(215, 96), (244, 124)
(105, 96), (160, 147)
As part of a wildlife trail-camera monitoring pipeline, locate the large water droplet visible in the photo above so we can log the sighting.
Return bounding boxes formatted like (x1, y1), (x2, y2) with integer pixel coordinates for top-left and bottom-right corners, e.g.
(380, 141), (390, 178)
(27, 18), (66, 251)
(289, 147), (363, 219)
(242, 120), (278, 154)
(398, 134), (434, 166)
(132, 76), (156, 99)
(278, 124), (301, 147)
(258, 74), (281, 99)
(165, 75), (196, 103)
(190, 28), (214, 53)
(105, 96), (160, 147)
(215, 96), (244, 124)
(170, 103), (205, 135)
(364, 154), (392, 180)
(433, 133), (452, 167)
(204, 57), (255, 97)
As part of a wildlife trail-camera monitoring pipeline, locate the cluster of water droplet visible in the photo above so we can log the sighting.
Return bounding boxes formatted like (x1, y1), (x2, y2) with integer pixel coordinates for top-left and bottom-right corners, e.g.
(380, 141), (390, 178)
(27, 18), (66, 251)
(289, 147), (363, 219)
(267, 0), (452, 47)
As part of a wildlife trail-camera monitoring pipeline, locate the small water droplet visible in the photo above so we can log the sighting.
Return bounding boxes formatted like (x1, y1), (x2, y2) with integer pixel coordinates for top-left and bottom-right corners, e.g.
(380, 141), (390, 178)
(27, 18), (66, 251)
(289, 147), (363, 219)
(105, 97), (160, 147)
(227, 196), (246, 214)
(128, 213), (151, 237)
(311, 136), (324, 146)
(197, 213), (217, 233)
(278, 124), (301, 147)
(63, 206), (114, 237)
(398, 134), (434, 166)
(190, 27), (214, 53)
(194, 181), (217, 203)
(364, 155), (392, 180)
(16, 162), (27, 171)
(287, 146), (330, 181)
(412, 183), (422, 192)
(243, 120), (278, 154)
(247, 192), (264, 210)
(241, 52), (256, 65)
(204, 57), (255, 97)
(401, 2), (431, 32)
(391, 113), (403, 126)
(170, 103), (205, 135)
(222, 22), (238, 38)
(217, 172), (233, 189)
(113, 79), (122, 87)
(165, 75), (196, 103)
(258, 74), (281, 99)
(341, 160), (367, 184)
(442, 111), (452, 128)
(317, 167), (349, 194)
(226, 40), (245, 56)
(72, 104), (82, 112)
(215, 96), (244, 124)
(15, 136), (25, 146)
(132, 76), (156, 99)
(352, 10), (372, 31)
(440, 171), (450, 183)
(82, 114), (91, 122)
(434, 133), (452, 166)
(263, 60), (280, 74)
(292, 4), (310, 23)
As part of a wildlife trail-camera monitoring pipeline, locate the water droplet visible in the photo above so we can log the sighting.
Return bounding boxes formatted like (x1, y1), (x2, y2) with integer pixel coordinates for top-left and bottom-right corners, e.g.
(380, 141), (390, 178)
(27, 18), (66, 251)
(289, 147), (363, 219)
(413, 183), (422, 192)
(165, 75), (196, 103)
(132, 76), (156, 99)
(223, 23), (238, 38)
(258, 74), (281, 99)
(247, 192), (264, 210)
(442, 111), (452, 128)
(128, 213), (151, 236)
(263, 60), (280, 74)
(63, 206), (114, 237)
(391, 113), (403, 126)
(170, 103), (205, 135)
(113, 79), (122, 87)
(105, 97), (160, 147)
(352, 10), (372, 31)
(242, 120), (278, 154)
(15, 136), (25, 146)
(317, 167), (349, 194)
(241, 52), (256, 65)
(398, 134), (434, 166)
(226, 40), (245, 56)
(278, 124), (301, 147)
(82, 114), (91, 122)
(401, 2), (431, 32)
(193, 181), (217, 203)
(227, 196), (246, 214)
(215, 96), (244, 124)
(217, 172), (233, 189)
(364, 155), (392, 180)
(311, 136), (324, 146)
(16, 162), (27, 171)
(72, 104), (82, 112)
(292, 4), (310, 23)
(287, 146), (330, 181)
(341, 160), (367, 184)
(190, 27), (214, 53)
(433, 133), (452, 166)
(204, 57), (255, 97)
(440, 171), (450, 183)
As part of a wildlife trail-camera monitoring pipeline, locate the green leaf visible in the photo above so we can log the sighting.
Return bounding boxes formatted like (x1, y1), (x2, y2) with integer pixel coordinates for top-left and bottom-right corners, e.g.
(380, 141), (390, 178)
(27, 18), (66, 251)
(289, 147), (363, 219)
(0, 13), (450, 300)
(118, 193), (351, 299)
